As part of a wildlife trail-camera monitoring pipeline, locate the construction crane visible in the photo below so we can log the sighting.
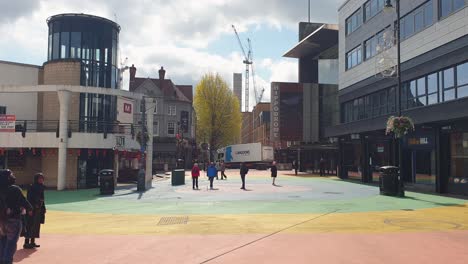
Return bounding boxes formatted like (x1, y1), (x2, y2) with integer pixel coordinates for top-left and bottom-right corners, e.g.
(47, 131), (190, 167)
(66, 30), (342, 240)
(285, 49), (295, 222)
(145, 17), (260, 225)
(248, 39), (265, 104)
(232, 25), (252, 112)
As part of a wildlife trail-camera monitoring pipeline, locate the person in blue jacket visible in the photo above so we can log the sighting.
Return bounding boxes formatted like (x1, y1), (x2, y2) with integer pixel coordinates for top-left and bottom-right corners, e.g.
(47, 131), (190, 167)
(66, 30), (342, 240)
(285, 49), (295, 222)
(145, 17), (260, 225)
(206, 162), (217, 190)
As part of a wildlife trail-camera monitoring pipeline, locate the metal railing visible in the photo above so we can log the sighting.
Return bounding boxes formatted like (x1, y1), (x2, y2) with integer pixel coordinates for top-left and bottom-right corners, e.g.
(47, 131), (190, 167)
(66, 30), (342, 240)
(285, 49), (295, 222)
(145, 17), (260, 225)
(14, 120), (142, 137)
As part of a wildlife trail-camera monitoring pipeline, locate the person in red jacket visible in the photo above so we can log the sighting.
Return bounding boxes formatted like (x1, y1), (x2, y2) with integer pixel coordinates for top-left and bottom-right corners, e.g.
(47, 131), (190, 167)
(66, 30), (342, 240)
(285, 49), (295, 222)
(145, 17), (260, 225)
(191, 163), (200, 190)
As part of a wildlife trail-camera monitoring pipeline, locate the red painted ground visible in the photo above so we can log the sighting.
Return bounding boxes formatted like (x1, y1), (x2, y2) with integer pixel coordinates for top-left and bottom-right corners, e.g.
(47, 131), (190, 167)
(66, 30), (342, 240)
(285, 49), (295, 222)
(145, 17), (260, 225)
(15, 231), (468, 264)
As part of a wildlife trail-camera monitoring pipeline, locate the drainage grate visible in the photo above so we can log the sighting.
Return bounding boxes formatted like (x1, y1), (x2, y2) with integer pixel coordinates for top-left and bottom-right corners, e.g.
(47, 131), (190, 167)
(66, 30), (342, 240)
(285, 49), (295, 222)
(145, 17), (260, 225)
(157, 216), (189, 226)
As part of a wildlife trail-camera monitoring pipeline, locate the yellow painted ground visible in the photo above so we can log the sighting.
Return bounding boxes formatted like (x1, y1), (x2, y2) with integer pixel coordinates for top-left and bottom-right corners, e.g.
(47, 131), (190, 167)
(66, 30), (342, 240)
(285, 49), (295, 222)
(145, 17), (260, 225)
(43, 203), (468, 236)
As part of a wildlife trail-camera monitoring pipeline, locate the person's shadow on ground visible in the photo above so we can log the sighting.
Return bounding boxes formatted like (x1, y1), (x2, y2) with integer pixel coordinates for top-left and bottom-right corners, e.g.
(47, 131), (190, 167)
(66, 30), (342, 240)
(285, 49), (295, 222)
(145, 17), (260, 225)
(14, 248), (37, 262)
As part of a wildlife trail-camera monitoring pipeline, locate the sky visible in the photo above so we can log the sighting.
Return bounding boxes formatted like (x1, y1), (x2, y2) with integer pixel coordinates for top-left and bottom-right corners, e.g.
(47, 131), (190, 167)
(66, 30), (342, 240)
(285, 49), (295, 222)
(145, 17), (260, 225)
(0, 0), (342, 110)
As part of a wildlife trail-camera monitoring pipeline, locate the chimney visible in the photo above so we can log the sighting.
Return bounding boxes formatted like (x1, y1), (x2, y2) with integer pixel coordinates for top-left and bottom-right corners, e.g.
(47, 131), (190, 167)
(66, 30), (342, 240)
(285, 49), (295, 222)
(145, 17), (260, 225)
(158, 66), (166, 94)
(158, 66), (166, 81)
(129, 64), (136, 82)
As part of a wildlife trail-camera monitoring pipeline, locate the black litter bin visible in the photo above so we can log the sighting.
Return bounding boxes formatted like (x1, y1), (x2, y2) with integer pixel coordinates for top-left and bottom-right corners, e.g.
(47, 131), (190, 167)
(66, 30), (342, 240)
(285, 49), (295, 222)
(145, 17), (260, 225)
(171, 169), (185, 186)
(379, 166), (399, 196)
(99, 169), (115, 195)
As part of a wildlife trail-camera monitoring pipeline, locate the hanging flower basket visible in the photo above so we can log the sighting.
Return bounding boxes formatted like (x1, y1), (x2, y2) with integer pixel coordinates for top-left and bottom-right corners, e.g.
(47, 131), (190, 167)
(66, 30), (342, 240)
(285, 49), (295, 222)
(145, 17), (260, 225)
(385, 116), (415, 138)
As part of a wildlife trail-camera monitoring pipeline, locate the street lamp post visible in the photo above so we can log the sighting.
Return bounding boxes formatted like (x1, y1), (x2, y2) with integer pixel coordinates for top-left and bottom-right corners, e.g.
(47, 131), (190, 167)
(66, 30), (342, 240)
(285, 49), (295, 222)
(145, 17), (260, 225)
(385, 0), (404, 197)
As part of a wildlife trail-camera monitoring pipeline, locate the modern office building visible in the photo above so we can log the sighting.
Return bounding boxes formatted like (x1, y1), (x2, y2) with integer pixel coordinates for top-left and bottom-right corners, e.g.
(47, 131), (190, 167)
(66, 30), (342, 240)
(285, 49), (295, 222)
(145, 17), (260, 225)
(272, 22), (339, 173)
(233, 73), (242, 107)
(327, 0), (468, 195)
(0, 14), (150, 190)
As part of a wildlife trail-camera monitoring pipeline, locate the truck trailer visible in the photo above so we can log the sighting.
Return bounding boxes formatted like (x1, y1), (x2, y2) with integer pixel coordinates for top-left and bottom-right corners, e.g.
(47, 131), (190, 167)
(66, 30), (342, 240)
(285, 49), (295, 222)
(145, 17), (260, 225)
(217, 143), (274, 169)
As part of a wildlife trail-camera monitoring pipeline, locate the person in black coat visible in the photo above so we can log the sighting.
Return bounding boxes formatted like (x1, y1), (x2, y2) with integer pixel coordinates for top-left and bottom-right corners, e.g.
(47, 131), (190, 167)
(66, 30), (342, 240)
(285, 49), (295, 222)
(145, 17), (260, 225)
(240, 163), (249, 190)
(271, 161), (278, 186)
(23, 173), (46, 249)
(0, 169), (32, 264)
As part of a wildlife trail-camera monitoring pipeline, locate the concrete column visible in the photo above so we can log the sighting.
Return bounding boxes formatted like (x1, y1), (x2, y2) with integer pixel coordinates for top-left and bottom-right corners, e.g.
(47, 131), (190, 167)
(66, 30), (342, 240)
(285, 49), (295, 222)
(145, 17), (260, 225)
(114, 151), (119, 187)
(145, 98), (155, 189)
(57, 90), (71, 190)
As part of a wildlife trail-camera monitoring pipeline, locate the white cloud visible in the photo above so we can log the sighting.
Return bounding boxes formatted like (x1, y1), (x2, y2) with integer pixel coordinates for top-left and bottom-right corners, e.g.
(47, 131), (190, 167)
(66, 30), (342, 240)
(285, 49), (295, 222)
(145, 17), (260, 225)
(0, 0), (340, 111)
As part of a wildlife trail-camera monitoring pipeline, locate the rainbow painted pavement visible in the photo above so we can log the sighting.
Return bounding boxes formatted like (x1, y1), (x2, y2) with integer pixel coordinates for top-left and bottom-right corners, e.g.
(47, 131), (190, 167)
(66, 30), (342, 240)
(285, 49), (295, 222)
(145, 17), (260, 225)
(15, 170), (468, 264)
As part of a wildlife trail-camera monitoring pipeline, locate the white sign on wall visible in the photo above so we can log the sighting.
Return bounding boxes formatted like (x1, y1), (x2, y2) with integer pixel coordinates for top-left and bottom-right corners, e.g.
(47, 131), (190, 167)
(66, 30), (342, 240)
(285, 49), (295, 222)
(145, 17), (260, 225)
(0, 115), (16, 132)
(117, 97), (134, 124)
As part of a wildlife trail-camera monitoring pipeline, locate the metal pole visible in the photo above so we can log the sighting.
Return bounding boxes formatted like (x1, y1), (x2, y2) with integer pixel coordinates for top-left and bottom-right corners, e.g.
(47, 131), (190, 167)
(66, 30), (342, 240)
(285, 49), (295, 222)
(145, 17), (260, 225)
(137, 97), (146, 192)
(396, 0), (404, 197)
(308, 0), (311, 23)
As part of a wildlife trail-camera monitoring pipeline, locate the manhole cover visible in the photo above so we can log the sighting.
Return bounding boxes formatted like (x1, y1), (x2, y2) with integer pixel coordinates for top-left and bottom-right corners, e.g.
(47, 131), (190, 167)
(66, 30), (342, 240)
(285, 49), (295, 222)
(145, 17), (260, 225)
(324, 192), (343, 194)
(158, 216), (189, 226)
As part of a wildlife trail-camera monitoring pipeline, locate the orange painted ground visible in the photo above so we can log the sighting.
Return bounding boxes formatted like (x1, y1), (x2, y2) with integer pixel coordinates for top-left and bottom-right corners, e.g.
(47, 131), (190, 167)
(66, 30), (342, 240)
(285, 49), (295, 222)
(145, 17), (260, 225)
(15, 231), (468, 264)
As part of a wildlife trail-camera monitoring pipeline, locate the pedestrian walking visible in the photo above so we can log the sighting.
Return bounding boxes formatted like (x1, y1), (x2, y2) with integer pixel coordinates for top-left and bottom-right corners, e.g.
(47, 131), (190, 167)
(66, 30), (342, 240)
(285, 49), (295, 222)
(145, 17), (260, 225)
(0, 169), (32, 264)
(220, 161), (227, 180)
(271, 161), (278, 186)
(292, 160), (298, 175)
(207, 162), (217, 190)
(240, 163), (249, 190)
(23, 173), (46, 249)
(191, 163), (200, 190)
(319, 157), (326, 176)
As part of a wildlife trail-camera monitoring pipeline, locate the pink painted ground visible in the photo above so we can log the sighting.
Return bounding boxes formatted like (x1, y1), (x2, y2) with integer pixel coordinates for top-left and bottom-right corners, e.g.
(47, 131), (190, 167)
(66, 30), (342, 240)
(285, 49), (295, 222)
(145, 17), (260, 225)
(15, 231), (468, 264)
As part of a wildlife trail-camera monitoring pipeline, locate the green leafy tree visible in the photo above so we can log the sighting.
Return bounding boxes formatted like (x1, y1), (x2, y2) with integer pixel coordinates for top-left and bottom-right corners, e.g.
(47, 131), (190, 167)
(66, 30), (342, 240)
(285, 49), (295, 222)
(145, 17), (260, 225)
(194, 73), (241, 154)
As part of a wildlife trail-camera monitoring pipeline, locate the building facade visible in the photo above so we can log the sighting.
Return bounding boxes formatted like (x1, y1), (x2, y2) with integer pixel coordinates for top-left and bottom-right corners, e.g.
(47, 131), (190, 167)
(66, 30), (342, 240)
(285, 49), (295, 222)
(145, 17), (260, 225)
(271, 22), (339, 173)
(0, 14), (150, 190)
(129, 66), (196, 170)
(251, 103), (271, 146)
(327, 0), (468, 195)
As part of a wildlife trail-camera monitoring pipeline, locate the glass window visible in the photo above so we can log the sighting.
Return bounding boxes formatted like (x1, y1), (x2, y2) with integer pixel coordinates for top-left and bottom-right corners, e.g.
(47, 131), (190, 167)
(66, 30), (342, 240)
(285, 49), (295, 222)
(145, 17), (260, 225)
(167, 122), (175, 136)
(353, 99), (359, 121)
(457, 62), (468, 86)
(401, 83), (408, 110)
(441, 0), (452, 17)
(358, 98), (365, 119)
(409, 80), (417, 99)
(0, 106), (6, 115)
(48, 34), (52, 61)
(364, 96), (371, 119)
(404, 15), (414, 37)
(425, 2), (433, 25)
(454, 0), (465, 10)
(154, 121), (159, 136)
(417, 77), (426, 96)
(444, 88), (455, 101)
(388, 87), (396, 112)
(457, 86), (468, 99)
(346, 46), (362, 70)
(372, 93), (380, 116)
(444, 68), (455, 88)
(60, 32), (70, 59)
(346, 8), (363, 35)
(70, 32), (81, 59)
(53, 32), (60, 59)
(379, 90), (387, 115)
(415, 11), (424, 32)
(428, 93), (438, 105)
(427, 73), (438, 94)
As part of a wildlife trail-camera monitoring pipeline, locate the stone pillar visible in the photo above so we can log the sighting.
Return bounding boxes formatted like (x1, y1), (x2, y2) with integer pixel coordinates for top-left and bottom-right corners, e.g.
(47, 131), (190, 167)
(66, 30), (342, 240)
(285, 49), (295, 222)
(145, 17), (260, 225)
(145, 98), (155, 189)
(57, 90), (71, 190)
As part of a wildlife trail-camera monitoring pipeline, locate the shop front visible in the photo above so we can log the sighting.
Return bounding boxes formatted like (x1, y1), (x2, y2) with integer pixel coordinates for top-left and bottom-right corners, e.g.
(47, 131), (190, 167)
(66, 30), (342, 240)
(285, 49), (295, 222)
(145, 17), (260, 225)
(441, 122), (468, 196)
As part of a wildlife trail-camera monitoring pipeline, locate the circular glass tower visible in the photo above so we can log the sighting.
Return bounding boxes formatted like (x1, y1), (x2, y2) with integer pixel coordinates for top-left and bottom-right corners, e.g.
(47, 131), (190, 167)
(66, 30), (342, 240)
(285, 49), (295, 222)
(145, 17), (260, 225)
(47, 13), (121, 130)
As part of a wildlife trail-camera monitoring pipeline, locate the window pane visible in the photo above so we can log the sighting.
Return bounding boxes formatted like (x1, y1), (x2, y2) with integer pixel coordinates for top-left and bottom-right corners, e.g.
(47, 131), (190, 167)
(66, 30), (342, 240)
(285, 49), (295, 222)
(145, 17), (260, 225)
(444, 88), (455, 101)
(441, 0), (451, 17)
(417, 77), (426, 96)
(357, 48), (362, 64)
(428, 93), (438, 105)
(454, 0), (465, 11)
(53, 32), (60, 59)
(409, 80), (417, 99)
(60, 32), (70, 59)
(70, 32), (81, 59)
(388, 87), (396, 112)
(415, 11), (424, 32)
(371, 0), (378, 16)
(404, 15), (414, 36)
(417, 96), (427, 106)
(353, 99), (359, 120)
(427, 73), (438, 93)
(48, 34), (52, 61)
(365, 2), (371, 20)
(457, 85), (468, 99)
(444, 68), (455, 88)
(457, 62), (468, 86)
(425, 2), (433, 26)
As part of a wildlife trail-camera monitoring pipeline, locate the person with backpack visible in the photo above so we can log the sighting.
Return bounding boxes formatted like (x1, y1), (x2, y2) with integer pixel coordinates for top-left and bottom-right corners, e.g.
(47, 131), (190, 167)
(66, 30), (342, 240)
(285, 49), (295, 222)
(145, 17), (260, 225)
(0, 169), (32, 264)
(191, 163), (200, 190)
(240, 163), (249, 190)
(23, 173), (46, 249)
